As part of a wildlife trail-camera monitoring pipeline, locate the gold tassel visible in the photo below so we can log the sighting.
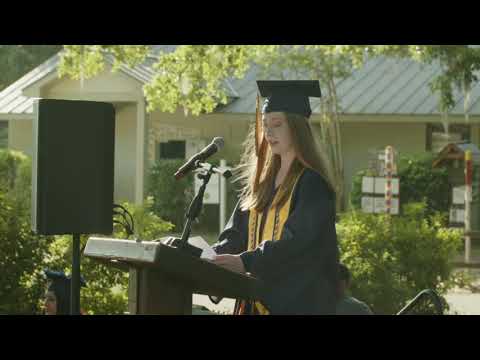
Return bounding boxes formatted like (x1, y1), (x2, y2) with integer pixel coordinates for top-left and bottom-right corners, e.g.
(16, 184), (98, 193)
(255, 94), (261, 155)
(254, 94), (267, 193)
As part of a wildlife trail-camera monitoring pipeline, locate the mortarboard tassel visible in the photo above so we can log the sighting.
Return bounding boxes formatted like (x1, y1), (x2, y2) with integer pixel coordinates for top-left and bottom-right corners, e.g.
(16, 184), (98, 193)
(253, 94), (267, 193)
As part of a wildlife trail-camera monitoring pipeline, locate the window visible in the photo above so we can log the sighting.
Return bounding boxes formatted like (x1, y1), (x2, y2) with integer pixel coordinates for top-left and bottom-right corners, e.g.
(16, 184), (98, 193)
(426, 123), (471, 153)
(156, 140), (186, 160)
(0, 121), (8, 149)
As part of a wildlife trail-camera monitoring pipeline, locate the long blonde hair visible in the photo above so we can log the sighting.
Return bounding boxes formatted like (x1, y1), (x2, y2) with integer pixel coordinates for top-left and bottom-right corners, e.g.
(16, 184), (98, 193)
(235, 113), (336, 212)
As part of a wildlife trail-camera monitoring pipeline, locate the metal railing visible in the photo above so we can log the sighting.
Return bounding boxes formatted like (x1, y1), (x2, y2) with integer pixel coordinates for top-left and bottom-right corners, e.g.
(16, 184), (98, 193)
(396, 289), (444, 315)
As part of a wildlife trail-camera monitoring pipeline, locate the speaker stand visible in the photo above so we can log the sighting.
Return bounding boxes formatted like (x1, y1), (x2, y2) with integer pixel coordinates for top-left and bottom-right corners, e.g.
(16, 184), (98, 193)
(70, 233), (81, 315)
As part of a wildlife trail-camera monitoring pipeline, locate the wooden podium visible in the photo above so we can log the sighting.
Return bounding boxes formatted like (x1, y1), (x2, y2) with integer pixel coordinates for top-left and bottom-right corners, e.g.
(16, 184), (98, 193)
(84, 237), (262, 314)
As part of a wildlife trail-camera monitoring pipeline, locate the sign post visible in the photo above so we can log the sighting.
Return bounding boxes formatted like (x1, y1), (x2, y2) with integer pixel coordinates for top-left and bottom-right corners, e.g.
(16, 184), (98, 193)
(465, 150), (473, 263)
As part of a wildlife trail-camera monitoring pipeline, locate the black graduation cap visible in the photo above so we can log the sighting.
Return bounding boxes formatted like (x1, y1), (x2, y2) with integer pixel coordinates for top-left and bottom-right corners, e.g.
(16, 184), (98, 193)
(257, 80), (322, 118)
(45, 269), (86, 314)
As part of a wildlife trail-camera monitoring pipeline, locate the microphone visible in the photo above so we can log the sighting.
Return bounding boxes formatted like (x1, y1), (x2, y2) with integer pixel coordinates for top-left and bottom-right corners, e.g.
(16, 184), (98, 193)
(174, 137), (224, 180)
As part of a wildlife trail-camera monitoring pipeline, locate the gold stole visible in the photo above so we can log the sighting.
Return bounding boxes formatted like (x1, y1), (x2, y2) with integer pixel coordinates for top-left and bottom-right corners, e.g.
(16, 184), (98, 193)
(245, 169), (305, 315)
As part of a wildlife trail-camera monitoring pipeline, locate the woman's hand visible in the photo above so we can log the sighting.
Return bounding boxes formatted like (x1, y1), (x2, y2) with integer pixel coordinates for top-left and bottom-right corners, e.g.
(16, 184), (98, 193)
(212, 254), (246, 274)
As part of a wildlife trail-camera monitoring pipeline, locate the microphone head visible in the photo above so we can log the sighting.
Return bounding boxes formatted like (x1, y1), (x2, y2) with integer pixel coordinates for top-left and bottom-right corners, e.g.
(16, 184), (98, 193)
(212, 137), (224, 150)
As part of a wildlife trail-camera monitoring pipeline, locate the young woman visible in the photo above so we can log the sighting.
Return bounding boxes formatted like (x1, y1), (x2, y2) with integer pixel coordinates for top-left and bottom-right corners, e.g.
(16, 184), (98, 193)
(211, 80), (339, 315)
(44, 270), (86, 315)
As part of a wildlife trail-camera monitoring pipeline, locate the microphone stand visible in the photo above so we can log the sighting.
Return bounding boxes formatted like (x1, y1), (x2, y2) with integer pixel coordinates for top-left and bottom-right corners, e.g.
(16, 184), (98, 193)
(173, 162), (216, 257)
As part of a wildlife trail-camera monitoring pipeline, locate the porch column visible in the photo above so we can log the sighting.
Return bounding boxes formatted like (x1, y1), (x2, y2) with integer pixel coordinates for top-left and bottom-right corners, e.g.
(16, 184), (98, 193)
(135, 98), (146, 205)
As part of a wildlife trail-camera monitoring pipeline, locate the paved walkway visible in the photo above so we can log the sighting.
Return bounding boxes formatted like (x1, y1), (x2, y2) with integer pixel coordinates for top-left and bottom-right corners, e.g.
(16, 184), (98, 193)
(193, 291), (480, 315)
(193, 294), (235, 314)
(444, 267), (480, 315)
(445, 291), (480, 315)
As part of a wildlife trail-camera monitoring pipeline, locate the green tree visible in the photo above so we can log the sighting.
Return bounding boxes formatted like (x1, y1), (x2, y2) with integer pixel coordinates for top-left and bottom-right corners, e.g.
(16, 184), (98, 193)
(56, 45), (358, 209)
(56, 45), (480, 209)
(58, 45), (151, 86)
(0, 45), (62, 91)
(0, 150), (55, 314)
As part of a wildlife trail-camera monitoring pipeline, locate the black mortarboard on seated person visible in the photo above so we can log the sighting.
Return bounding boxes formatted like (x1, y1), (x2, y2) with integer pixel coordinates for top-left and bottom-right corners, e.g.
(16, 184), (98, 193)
(338, 263), (351, 283)
(256, 80), (322, 119)
(45, 269), (86, 315)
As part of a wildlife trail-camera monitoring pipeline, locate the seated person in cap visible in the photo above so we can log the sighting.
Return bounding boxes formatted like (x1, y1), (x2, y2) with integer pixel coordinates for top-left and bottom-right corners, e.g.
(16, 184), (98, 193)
(336, 263), (373, 315)
(44, 270), (87, 315)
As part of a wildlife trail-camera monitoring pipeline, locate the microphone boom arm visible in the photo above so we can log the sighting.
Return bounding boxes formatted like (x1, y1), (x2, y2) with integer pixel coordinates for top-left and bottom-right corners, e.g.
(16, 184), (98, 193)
(176, 162), (217, 257)
(196, 162), (232, 179)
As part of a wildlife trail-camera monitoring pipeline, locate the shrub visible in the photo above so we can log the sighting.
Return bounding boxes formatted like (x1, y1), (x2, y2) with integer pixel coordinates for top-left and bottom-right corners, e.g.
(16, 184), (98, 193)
(0, 149), (175, 314)
(337, 201), (463, 315)
(43, 198), (175, 315)
(0, 149), (55, 314)
(148, 159), (240, 236)
(148, 159), (195, 231)
(350, 153), (450, 218)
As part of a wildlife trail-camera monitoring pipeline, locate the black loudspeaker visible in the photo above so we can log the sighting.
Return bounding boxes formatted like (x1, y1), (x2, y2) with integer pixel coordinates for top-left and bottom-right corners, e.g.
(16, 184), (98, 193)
(32, 99), (115, 235)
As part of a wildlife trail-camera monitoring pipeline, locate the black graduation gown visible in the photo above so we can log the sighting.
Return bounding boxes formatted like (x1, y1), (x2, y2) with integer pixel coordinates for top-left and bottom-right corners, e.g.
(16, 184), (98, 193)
(212, 168), (339, 315)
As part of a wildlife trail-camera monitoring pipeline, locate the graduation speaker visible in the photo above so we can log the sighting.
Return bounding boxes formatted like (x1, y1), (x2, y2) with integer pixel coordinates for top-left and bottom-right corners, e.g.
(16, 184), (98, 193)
(32, 99), (115, 235)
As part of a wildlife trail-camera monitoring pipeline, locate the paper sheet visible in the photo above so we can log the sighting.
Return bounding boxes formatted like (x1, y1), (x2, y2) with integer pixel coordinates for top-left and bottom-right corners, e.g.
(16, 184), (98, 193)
(188, 236), (217, 260)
